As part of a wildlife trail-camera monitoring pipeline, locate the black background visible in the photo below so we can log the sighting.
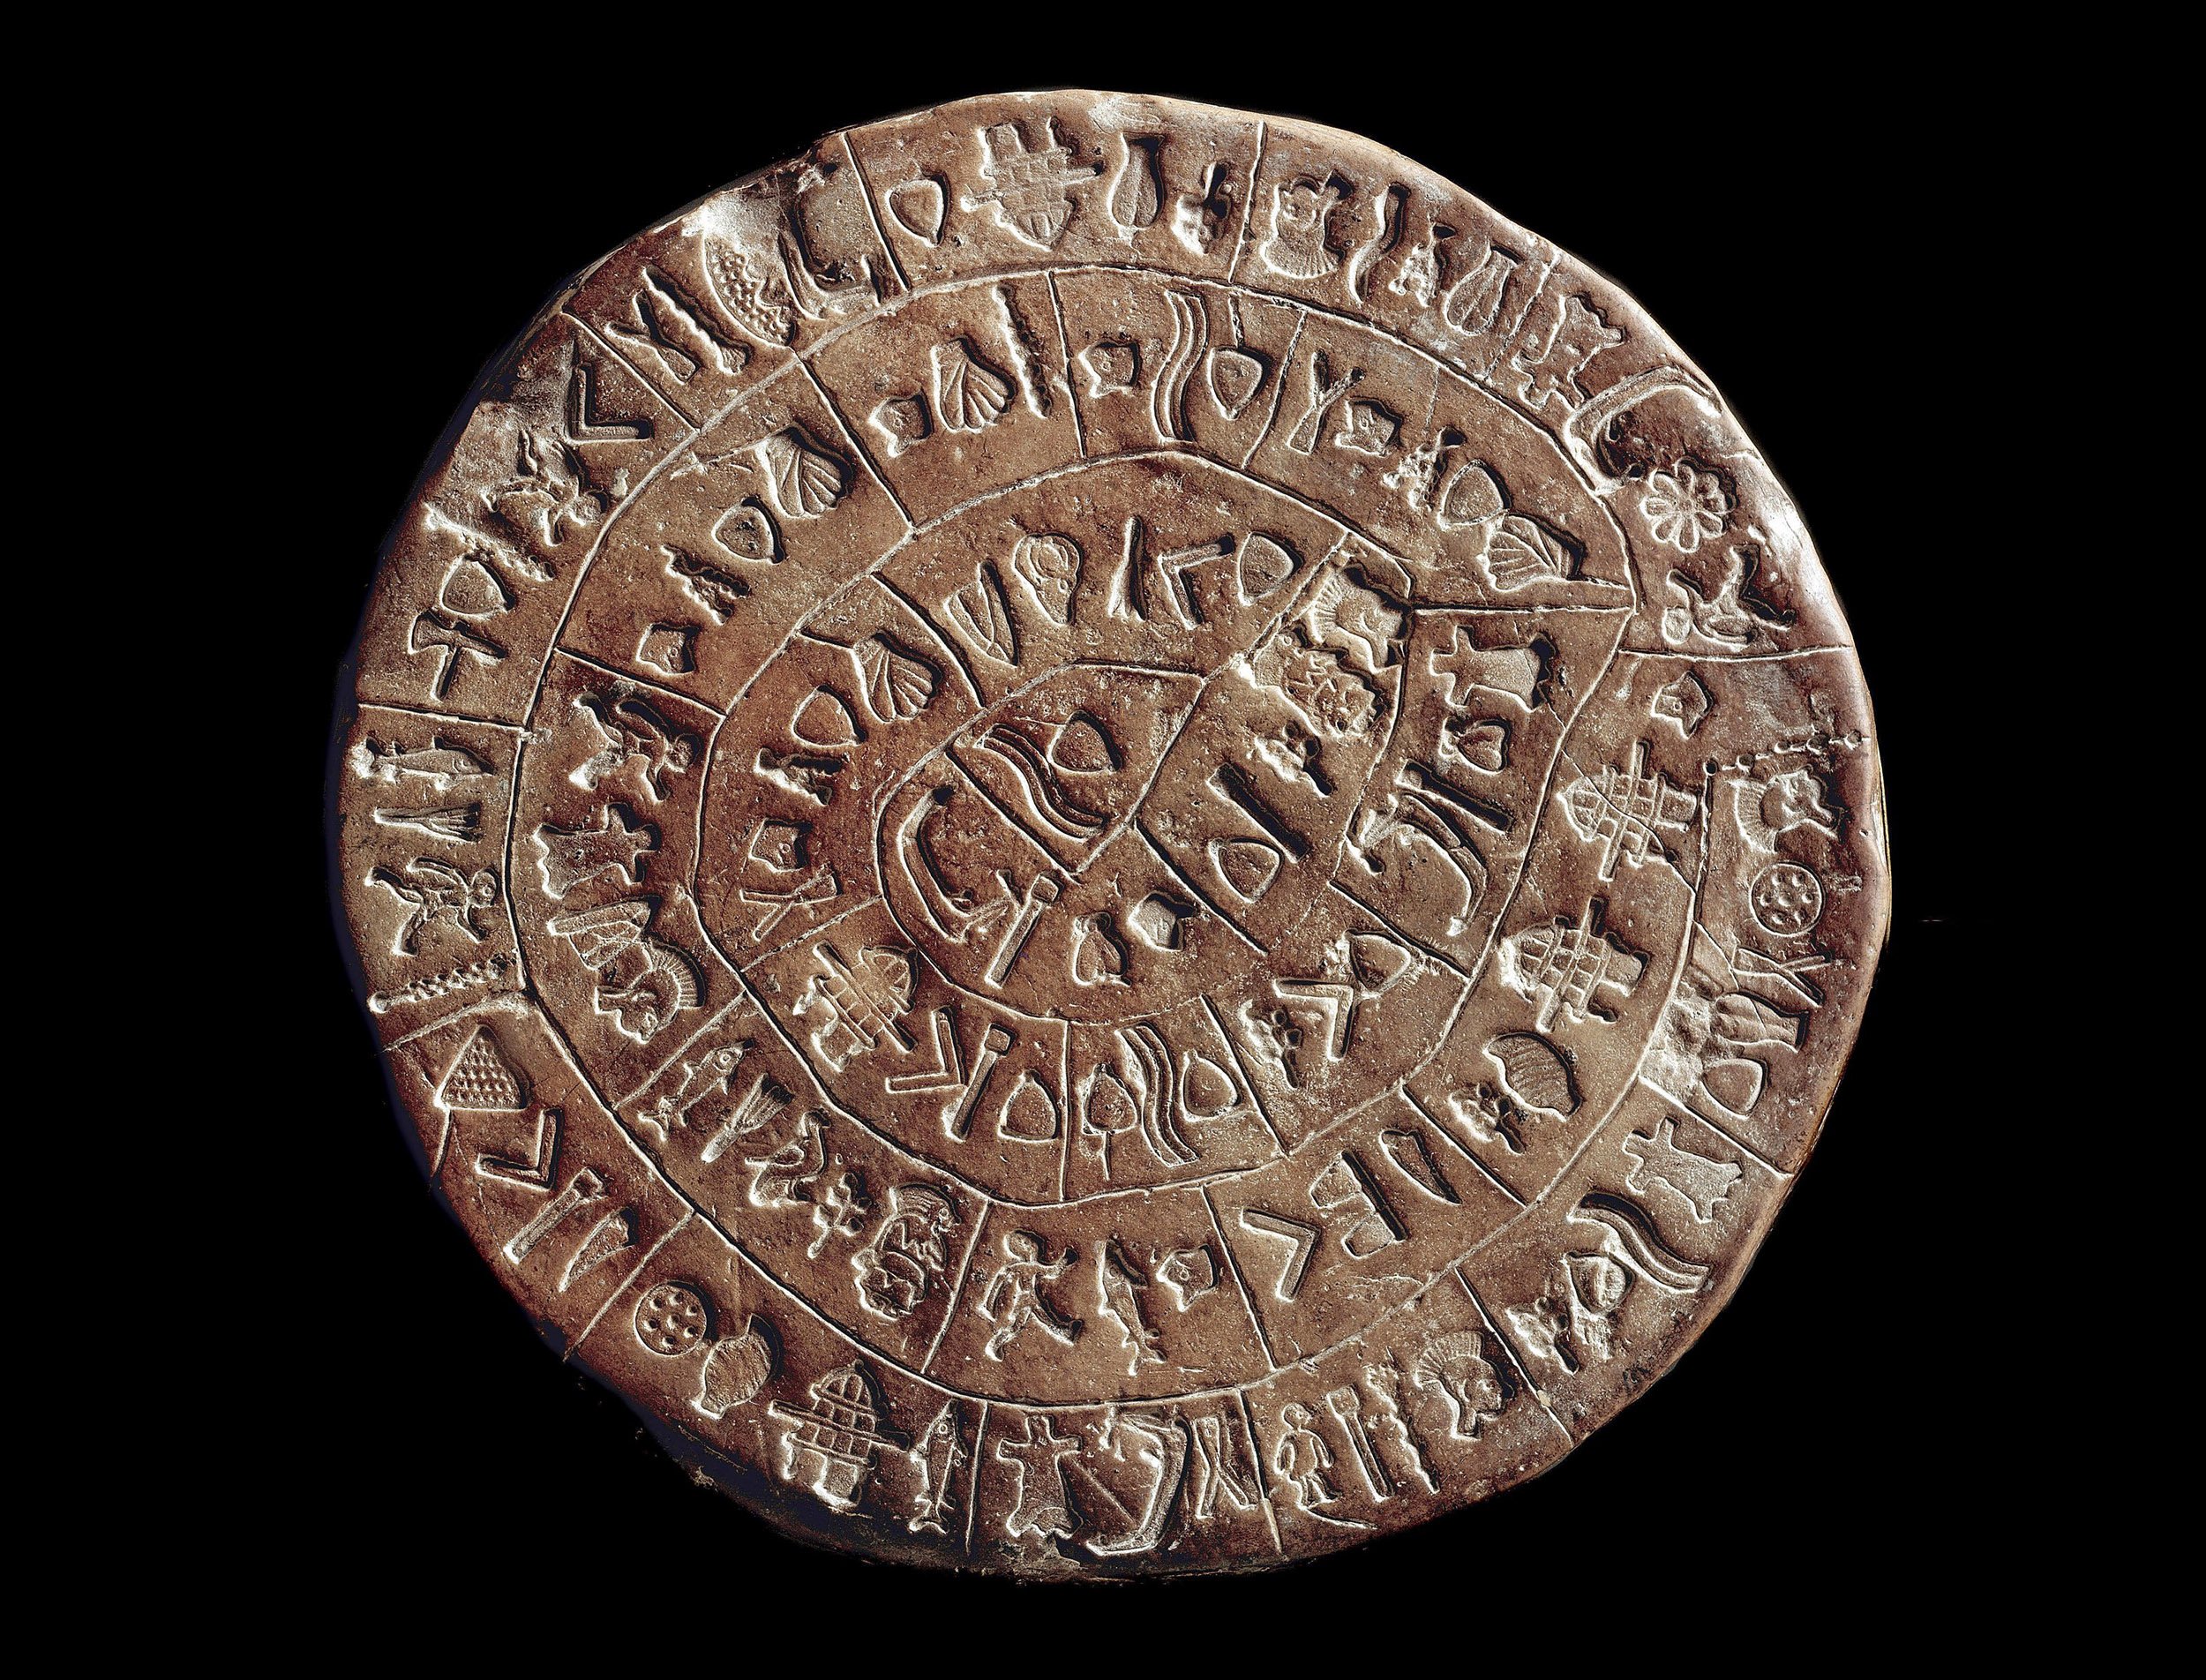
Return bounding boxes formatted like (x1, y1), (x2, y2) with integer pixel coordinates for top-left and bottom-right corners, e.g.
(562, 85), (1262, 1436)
(288, 41), (1986, 1639)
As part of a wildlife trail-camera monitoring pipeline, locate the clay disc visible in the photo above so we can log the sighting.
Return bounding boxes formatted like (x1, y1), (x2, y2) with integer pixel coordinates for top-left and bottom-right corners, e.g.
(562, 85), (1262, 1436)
(334, 89), (1889, 1576)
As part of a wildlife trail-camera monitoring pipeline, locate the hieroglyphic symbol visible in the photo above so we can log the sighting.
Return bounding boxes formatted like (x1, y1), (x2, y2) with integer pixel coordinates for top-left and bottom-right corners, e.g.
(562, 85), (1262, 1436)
(1749, 861), (1825, 937)
(1559, 741), (1698, 881)
(1077, 1411), (1190, 1557)
(892, 791), (1017, 948)
(740, 1106), (825, 1205)
(533, 806), (657, 898)
(544, 898), (702, 1043)
(1128, 893), (1196, 950)
(489, 423), (609, 551)
(961, 118), (1100, 248)
(663, 545), (748, 622)
(368, 952), (513, 1016)
(1323, 1384), (1393, 1500)
(702, 235), (796, 347)
(997, 1070), (1061, 1142)
(1388, 446), (1583, 589)
(884, 176), (949, 245)
(605, 266), (746, 385)
(995, 1413), (1081, 1540)
(852, 1184), (960, 1321)
(767, 1361), (906, 1511)
(635, 622), (697, 677)
(1081, 339), (1137, 395)
(570, 689), (699, 804)
(1207, 338), (1267, 421)
(870, 394), (930, 457)
(1639, 459), (1730, 553)
(882, 1004), (966, 1092)
(1308, 1151), (1406, 1259)
(1507, 1192), (1710, 1373)
(1248, 626), (1380, 741)
(1008, 533), (1083, 626)
(1272, 1402), (1367, 1530)
(692, 1314), (777, 1418)
(349, 737), (491, 791)
(1108, 515), (1233, 626)
(434, 1024), (529, 1114)
(982, 874), (1060, 990)
(371, 804), (480, 843)
(1428, 627), (1549, 712)
(1334, 399), (1399, 455)
(1096, 1240), (1164, 1376)
(712, 497), (784, 565)
(794, 941), (916, 1070)
(1173, 161), (1239, 255)
(1485, 1031), (1580, 1128)
(777, 216), (878, 323)
(1349, 766), (1495, 938)
(500, 1167), (633, 1294)
(753, 427), (848, 520)
(791, 686), (866, 752)
(1259, 175), (1345, 280)
(696, 1072), (792, 1167)
(943, 1023), (1014, 1142)
(994, 282), (1055, 418)
(1186, 1409), (1262, 1522)
(1305, 572), (1404, 672)
(1623, 1116), (1741, 1222)
(976, 1230), (1082, 1359)
(368, 859), (498, 954)
(1385, 216), (1453, 307)
(1107, 133), (1164, 235)
(1501, 899), (1647, 1031)
(564, 341), (652, 445)
(631, 1039), (749, 1142)
(906, 1402), (968, 1535)
(1663, 540), (1795, 649)
(409, 544), (509, 699)
(733, 1108), (864, 1258)
(1152, 289), (1208, 443)
(736, 868), (841, 943)
(1439, 238), (1523, 337)
(932, 336), (1017, 432)
(943, 560), (1020, 663)
(754, 746), (844, 806)
(1731, 764), (1842, 855)
(1410, 1329), (1506, 1440)
(1379, 1125), (1459, 1204)
(1343, 182), (1408, 304)
(475, 1107), (560, 1189)
(1508, 292), (1624, 410)
(1069, 914), (1129, 987)
(1158, 1245), (1218, 1309)
(1653, 669), (1714, 737)
(807, 1168), (871, 1260)
(1238, 1209), (1321, 1301)
(1283, 349), (1360, 453)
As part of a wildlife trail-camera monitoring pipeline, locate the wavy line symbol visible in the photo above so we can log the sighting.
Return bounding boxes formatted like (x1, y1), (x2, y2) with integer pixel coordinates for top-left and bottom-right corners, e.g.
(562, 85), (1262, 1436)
(1152, 289), (1208, 444)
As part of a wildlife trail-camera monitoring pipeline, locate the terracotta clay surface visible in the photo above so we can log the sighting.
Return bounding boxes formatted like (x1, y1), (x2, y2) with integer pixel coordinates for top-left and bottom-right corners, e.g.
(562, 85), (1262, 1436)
(334, 89), (1888, 1576)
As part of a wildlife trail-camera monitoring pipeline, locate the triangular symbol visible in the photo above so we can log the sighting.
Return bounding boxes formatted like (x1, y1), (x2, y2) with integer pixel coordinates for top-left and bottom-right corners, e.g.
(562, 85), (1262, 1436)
(437, 1026), (529, 1113)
